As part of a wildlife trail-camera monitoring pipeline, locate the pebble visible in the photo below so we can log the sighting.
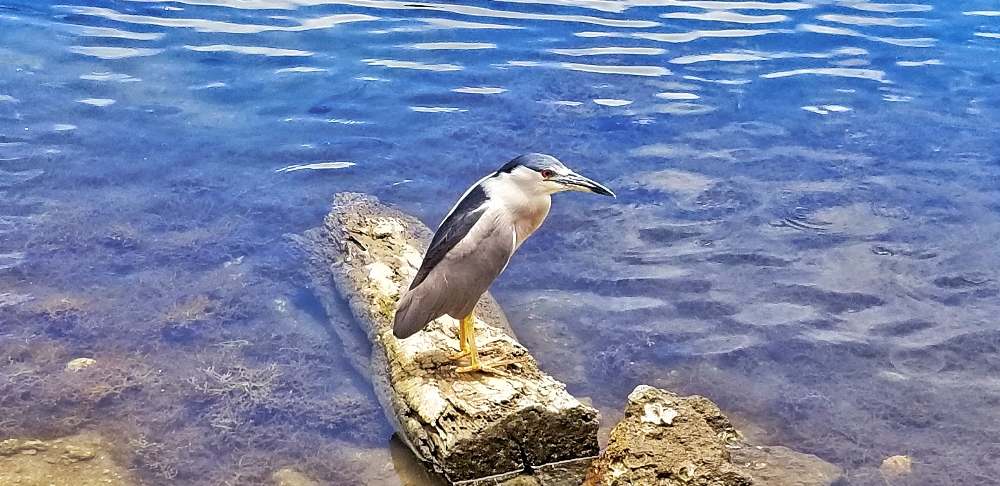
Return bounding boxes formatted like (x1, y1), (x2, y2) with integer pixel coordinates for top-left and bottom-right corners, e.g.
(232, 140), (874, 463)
(66, 358), (98, 371)
(880, 455), (912, 477)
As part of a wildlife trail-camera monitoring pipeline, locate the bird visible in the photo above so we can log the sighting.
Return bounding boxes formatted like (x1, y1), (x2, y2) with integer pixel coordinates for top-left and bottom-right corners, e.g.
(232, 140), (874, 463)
(393, 153), (615, 374)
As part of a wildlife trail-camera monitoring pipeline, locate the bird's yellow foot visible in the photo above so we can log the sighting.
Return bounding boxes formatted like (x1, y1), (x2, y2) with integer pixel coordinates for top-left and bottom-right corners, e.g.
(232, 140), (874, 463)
(455, 357), (528, 377)
(456, 362), (511, 377)
(448, 350), (471, 361)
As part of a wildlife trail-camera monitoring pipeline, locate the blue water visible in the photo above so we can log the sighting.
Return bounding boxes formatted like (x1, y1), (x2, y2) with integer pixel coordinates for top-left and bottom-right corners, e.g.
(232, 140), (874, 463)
(2, 0), (1000, 484)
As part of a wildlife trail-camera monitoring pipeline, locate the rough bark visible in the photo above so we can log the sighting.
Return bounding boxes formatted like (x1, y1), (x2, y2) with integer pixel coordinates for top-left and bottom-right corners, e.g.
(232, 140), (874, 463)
(293, 193), (599, 484)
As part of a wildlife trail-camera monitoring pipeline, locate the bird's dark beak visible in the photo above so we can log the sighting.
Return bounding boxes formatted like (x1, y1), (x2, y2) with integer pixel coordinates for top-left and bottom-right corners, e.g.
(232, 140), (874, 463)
(558, 172), (616, 198)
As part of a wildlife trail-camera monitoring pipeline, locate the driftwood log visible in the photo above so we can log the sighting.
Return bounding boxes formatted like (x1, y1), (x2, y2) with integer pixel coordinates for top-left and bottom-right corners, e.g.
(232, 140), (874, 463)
(294, 193), (599, 484)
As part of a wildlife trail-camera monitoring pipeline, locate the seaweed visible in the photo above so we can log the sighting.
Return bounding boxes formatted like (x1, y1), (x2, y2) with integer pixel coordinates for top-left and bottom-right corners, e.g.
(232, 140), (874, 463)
(0, 181), (390, 486)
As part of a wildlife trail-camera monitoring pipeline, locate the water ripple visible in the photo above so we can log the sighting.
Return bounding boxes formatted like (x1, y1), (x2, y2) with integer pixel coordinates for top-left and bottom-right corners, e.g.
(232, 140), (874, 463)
(68, 46), (163, 59)
(644, 0), (811, 10)
(670, 46), (863, 64)
(363, 59), (462, 71)
(410, 42), (496, 50)
(549, 47), (666, 56)
(802, 105), (851, 115)
(67, 25), (166, 40)
(275, 162), (355, 172)
(124, 0), (302, 8)
(77, 98), (117, 106)
(559, 62), (671, 76)
(423, 1), (661, 27)
(186, 44), (313, 56)
(495, 0), (635, 13)
(618, 29), (784, 43)
(452, 87), (507, 94)
(655, 92), (699, 100)
(410, 106), (467, 113)
(652, 102), (714, 114)
(799, 23), (935, 47)
(896, 59), (941, 66)
(275, 66), (328, 73)
(660, 11), (790, 23)
(65, 6), (294, 33)
(64, 6), (378, 33)
(593, 98), (633, 106)
(670, 52), (769, 64)
(683, 75), (750, 85)
(816, 14), (930, 28)
(845, 2), (932, 13)
(761, 67), (888, 83)
(411, 18), (523, 30)
(184, 0), (662, 27)
(80, 72), (142, 82)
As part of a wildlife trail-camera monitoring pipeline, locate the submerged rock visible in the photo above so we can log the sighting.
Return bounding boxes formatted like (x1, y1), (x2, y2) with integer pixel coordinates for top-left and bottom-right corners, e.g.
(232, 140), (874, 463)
(731, 445), (842, 486)
(272, 468), (324, 486)
(880, 455), (913, 478)
(586, 385), (842, 486)
(66, 357), (98, 371)
(0, 433), (135, 486)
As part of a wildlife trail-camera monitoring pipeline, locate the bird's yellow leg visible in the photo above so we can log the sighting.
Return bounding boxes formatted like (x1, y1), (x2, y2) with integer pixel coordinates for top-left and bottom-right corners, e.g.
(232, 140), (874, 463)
(448, 313), (472, 361)
(455, 314), (519, 376)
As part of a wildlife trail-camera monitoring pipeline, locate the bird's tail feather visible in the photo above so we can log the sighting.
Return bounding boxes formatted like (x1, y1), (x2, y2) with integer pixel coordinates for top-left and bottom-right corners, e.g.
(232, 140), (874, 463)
(392, 291), (439, 339)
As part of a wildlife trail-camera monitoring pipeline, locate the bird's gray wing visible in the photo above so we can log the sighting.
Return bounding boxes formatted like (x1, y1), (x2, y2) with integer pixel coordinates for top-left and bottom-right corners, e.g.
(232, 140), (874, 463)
(394, 208), (515, 339)
(408, 184), (488, 290)
(393, 184), (490, 339)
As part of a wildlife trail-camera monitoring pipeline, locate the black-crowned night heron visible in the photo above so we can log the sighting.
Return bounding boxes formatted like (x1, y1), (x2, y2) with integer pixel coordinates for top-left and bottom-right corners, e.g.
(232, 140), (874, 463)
(393, 153), (615, 374)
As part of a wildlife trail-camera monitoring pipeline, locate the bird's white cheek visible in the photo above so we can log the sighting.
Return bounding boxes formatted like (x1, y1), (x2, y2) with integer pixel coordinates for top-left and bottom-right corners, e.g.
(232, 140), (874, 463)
(542, 181), (568, 194)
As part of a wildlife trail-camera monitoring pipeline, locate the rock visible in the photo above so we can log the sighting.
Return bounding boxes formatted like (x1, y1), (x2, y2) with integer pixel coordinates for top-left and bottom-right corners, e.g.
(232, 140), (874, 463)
(585, 385), (751, 486)
(732, 445), (842, 486)
(272, 467), (324, 486)
(66, 357), (98, 371)
(62, 444), (96, 461)
(586, 385), (843, 486)
(880, 455), (912, 478)
(0, 438), (47, 455)
(0, 433), (136, 486)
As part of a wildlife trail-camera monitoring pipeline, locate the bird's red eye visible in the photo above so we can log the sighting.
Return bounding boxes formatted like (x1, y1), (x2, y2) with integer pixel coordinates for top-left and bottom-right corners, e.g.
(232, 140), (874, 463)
(540, 169), (554, 178)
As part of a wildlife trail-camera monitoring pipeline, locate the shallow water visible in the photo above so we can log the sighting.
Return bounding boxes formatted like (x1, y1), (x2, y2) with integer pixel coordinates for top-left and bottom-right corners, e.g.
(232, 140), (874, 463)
(2, 0), (1000, 484)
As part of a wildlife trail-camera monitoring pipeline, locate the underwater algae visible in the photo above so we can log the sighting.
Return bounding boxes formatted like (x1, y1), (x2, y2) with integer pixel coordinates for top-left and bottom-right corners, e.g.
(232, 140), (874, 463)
(0, 178), (394, 485)
(0, 290), (390, 485)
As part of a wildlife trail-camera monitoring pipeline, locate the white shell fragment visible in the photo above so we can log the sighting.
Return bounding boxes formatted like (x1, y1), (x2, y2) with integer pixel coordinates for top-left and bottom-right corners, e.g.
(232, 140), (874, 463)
(641, 402), (679, 425)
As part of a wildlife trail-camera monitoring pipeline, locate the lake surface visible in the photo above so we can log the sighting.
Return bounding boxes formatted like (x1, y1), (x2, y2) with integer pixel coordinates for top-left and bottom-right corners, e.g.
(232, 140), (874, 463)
(2, 0), (1000, 484)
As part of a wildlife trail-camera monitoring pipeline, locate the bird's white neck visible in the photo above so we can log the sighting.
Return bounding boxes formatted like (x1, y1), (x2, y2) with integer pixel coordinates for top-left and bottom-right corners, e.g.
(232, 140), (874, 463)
(483, 170), (552, 249)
